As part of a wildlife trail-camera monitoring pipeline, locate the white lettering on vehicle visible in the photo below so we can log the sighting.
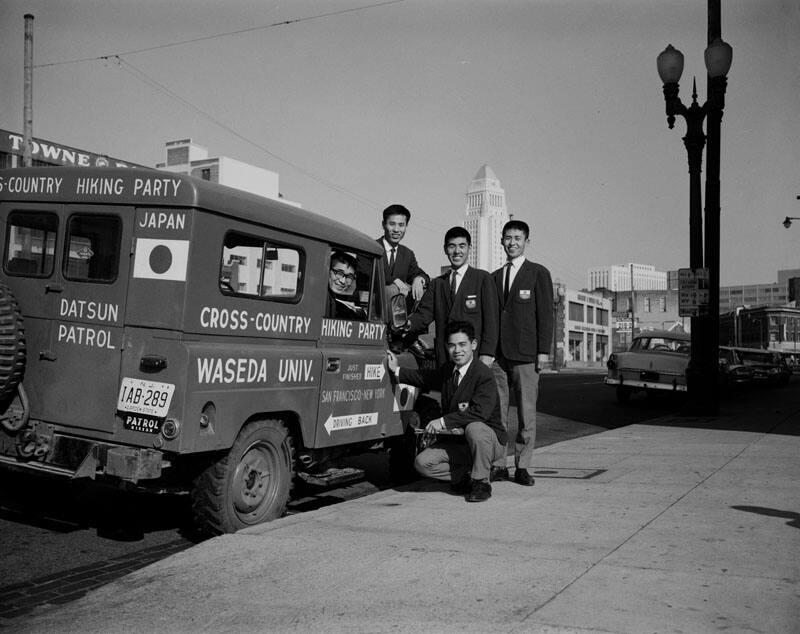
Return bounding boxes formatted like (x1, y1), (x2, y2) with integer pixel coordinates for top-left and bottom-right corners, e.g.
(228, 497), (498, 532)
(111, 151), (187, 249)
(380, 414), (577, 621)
(138, 211), (186, 230)
(57, 323), (116, 349)
(199, 306), (311, 335)
(75, 177), (124, 196)
(320, 387), (385, 403)
(321, 319), (353, 338)
(323, 412), (379, 434)
(321, 319), (384, 340)
(60, 298), (119, 323)
(196, 357), (268, 384)
(278, 359), (314, 383)
(133, 177), (182, 197)
(0, 175), (63, 194)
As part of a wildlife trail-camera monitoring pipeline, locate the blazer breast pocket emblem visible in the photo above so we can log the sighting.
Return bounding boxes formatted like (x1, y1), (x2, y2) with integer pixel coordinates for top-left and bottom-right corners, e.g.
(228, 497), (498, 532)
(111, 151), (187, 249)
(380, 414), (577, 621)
(519, 289), (531, 300)
(458, 402), (469, 411)
(465, 295), (477, 309)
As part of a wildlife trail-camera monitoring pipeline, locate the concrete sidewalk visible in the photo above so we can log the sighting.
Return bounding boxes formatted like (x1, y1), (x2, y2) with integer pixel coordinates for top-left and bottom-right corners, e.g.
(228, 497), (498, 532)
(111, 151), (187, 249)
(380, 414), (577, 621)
(19, 401), (800, 633)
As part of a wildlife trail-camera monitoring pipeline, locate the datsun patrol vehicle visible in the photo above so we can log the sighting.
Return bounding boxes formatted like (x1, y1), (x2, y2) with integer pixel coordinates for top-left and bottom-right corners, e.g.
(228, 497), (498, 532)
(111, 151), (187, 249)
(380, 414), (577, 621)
(0, 167), (420, 534)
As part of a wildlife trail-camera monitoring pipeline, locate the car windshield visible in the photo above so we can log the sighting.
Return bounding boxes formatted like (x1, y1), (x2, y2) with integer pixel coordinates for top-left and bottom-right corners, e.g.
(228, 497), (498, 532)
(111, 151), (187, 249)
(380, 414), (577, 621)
(631, 336), (689, 353)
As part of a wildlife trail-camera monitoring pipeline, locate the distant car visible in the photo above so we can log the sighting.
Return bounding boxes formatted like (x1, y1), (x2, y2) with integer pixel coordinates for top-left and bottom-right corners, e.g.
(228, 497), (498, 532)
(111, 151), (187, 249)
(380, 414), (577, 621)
(718, 346), (754, 387)
(781, 351), (800, 374)
(734, 348), (792, 386)
(605, 330), (690, 403)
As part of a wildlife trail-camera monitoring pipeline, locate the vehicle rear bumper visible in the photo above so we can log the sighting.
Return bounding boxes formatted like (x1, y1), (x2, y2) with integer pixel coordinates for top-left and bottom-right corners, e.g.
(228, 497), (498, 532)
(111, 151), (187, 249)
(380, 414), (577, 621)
(0, 428), (164, 483)
(604, 377), (687, 392)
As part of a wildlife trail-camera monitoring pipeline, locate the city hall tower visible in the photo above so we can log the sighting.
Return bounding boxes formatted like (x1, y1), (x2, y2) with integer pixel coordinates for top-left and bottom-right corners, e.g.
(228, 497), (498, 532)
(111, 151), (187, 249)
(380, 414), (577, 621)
(464, 164), (509, 272)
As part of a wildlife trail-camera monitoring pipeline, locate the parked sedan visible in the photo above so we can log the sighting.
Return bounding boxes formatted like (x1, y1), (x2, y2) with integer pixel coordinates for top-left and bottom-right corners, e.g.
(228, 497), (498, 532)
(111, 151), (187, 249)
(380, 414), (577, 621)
(605, 330), (690, 403)
(718, 346), (754, 387)
(735, 348), (792, 386)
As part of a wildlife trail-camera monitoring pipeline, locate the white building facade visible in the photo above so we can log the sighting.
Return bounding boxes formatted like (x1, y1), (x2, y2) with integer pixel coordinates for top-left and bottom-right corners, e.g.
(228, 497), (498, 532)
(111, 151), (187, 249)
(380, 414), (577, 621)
(588, 263), (667, 292)
(464, 165), (509, 273)
(156, 139), (299, 206)
(561, 289), (613, 367)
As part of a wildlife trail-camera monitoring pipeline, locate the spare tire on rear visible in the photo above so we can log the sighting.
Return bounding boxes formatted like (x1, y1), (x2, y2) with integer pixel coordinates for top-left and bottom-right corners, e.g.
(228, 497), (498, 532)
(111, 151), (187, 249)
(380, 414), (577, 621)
(0, 282), (25, 404)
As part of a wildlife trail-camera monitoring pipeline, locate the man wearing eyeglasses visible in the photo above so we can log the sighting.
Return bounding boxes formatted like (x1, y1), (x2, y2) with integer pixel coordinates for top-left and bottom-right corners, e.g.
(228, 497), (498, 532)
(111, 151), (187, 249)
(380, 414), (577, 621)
(326, 250), (365, 320)
(377, 204), (428, 310)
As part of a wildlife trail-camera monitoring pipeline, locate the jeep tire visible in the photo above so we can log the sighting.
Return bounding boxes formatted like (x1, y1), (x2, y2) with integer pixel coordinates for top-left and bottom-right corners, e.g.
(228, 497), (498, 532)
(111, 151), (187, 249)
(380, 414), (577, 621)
(191, 419), (294, 535)
(0, 282), (25, 404)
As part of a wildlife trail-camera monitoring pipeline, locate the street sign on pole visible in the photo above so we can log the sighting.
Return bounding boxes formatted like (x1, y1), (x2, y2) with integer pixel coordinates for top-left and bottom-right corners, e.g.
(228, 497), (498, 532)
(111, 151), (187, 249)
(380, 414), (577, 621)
(678, 267), (710, 317)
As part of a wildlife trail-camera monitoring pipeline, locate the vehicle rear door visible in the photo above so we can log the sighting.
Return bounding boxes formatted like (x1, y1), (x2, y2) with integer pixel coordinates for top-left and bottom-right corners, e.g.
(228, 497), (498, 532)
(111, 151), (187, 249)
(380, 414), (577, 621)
(38, 205), (132, 433)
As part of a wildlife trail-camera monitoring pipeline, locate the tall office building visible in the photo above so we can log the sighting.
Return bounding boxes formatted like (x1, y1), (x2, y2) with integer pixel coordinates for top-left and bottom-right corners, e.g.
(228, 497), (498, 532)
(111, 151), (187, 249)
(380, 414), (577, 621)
(464, 165), (509, 272)
(588, 263), (667, 292)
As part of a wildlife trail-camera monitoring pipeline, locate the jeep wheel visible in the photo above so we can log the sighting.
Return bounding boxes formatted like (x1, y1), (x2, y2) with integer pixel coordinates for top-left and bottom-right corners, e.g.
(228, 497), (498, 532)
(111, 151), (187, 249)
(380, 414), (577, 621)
(0, 282), (25, 405)
(191, 419), (294, 535)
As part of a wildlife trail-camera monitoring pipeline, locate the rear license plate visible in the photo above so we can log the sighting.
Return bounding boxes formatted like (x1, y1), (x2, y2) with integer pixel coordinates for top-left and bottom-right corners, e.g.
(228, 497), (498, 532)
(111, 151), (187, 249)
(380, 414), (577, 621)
(640, 371), (659, 382)
(117, 378), (175, 417)
(122, 414), (163, 434)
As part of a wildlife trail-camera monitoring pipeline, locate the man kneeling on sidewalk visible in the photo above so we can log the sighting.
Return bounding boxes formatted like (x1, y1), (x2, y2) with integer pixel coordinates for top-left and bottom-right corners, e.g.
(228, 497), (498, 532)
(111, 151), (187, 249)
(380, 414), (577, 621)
(386, 321), (507, 502)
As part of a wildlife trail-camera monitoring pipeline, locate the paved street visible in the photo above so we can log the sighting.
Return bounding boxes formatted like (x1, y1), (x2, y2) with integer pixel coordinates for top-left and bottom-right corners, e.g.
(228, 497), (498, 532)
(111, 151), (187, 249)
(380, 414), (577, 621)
(11, 374), (800, 633)
(0, 370), (792, 625)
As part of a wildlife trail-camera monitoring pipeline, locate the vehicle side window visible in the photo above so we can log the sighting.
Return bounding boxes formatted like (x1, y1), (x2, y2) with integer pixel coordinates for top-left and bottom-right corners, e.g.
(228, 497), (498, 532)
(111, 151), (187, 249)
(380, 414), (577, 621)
(325, 249), (382, 321)
(4, 211), (58, 277)
(221, 232), (302, 301)
(63, 215), (122, 283)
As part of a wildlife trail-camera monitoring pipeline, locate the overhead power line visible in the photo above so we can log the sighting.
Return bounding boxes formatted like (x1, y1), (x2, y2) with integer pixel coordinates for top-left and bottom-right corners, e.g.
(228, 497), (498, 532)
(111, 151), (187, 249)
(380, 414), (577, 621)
(34, 0), (406, 68)
(115, 57), (381, 210)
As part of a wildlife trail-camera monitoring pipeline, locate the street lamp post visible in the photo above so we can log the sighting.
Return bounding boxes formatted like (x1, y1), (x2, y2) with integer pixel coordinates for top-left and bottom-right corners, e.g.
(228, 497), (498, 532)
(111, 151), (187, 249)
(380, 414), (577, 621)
(657, 18), (732, 414)
(551, 282), (565, 371)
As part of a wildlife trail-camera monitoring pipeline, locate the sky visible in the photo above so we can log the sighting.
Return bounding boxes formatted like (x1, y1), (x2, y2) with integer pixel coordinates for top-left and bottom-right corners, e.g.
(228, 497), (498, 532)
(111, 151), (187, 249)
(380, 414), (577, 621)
(0, 0), (797, 289)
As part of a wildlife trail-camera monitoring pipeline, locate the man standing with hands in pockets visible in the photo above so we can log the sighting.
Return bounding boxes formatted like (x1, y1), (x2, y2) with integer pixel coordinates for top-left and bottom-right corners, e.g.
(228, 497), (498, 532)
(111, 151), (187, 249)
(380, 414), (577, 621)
(492, 220), (553, 487)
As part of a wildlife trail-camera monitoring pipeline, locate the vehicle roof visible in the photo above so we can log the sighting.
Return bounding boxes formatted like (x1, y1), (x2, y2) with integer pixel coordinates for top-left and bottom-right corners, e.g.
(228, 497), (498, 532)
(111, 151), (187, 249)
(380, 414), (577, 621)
(634, 330), (690, 341)
(0, 167), (382, 256)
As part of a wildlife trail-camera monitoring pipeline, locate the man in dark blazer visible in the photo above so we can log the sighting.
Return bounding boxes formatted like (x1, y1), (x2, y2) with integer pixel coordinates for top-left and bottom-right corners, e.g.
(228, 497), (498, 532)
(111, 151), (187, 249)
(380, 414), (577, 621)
(386, 321), (506, 503)
(492, 220), (554, 487)
(407, 227), (499, 367)
(377, 204), (428, 311)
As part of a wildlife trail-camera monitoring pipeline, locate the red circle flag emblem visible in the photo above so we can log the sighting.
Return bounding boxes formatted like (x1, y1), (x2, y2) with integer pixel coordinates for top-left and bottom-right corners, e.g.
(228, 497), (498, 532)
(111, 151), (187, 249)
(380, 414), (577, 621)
(133, 239), (190, 281)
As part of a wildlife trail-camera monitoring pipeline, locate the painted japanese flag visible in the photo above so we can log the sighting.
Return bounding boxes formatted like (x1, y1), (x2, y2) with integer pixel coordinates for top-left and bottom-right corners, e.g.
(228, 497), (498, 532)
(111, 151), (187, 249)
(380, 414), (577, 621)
(133, 238), (190, 281)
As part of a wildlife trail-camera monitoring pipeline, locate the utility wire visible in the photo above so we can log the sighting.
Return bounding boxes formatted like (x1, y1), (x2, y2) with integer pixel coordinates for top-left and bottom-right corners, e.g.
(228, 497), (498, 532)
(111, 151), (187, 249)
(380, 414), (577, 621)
(115, 57), (381, 210)
(34, 0), (406, 68)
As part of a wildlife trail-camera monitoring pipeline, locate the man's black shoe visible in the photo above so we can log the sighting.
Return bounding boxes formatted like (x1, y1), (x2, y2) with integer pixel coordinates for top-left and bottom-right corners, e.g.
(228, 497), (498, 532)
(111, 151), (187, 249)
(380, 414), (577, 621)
(489, 466), (509, 482)
(514, 468), (535, 486)
(466, 479), (492, 502)
(450, 474), (472, 494)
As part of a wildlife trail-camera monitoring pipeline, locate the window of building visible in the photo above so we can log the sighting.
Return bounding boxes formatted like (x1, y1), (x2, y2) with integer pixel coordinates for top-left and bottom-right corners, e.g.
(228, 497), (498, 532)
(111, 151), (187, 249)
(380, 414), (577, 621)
(201, 168), (211, 181)
(659, 296), (666, 312)
(586, 306), (594, 324)
(568, 331), (584, 362)
(568, 301), (584, 322)
(220, 232), (303, 301)
(63, 215), (122, 283)
(4, 211), (58, 277)
(596, 308), (609, 326)
(643, 297), (651, 312)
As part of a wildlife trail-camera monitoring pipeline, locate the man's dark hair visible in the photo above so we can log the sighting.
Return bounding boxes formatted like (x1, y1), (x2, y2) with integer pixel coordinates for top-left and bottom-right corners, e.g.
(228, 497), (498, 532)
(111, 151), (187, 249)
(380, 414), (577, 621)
(382, 204), (411, 223)
(445, 320), (475, 341)
(502, 219), (530, 240)
(330, 250), (357, 271)
(444, 226), (471, 246)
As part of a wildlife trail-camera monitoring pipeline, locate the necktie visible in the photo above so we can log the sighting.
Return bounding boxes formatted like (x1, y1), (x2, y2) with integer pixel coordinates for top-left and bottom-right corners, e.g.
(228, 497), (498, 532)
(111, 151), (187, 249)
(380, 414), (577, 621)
(503, 262), (512, 303)
(389, 247), (396, 273)
(450, 270), (457, 302)
(452, 369), (460, 391)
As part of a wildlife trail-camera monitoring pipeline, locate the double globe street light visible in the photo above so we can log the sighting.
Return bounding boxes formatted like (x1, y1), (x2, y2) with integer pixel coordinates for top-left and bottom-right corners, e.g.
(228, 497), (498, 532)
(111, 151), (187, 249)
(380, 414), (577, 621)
(657, 35), (732, 414)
